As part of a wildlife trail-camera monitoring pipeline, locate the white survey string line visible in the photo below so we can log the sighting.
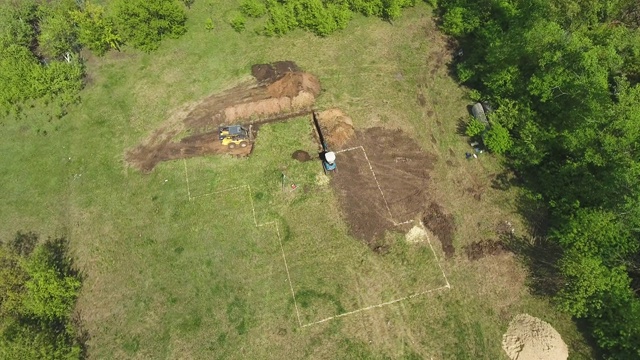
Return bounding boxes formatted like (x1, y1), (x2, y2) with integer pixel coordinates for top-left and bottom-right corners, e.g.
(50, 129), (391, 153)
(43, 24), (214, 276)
(182, 165), (303, 326)
(301, 285), (450, 328)
(184, 157), (450, 328)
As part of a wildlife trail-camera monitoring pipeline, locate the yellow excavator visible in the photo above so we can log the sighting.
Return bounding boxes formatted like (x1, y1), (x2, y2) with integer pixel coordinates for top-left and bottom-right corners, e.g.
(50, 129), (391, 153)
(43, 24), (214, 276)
(219, 125), (250, 149)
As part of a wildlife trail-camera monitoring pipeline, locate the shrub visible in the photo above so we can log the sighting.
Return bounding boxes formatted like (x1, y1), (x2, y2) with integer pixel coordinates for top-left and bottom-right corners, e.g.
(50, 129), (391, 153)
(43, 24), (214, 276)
(483, 122), (513, 154)
(240, 0), (267, 18)
(465, 116), (486, 137)
(263, 3), (298, 36)
(229, 12), (247, 32)
(71, 3), (121, 56)
(113, 0), (187, 52)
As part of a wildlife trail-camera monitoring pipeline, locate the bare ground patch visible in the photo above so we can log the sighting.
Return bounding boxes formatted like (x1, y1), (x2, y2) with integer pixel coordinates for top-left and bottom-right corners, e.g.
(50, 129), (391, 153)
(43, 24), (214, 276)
(331, 128), (436, 248)
(422, 202), (456, 258)
(125, 61), (321, 172)
(464, 239), (508, 261)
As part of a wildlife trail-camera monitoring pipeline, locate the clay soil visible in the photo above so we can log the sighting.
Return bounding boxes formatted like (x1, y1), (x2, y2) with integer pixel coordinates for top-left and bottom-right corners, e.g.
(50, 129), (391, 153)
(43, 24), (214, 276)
(331, 127), (437, 247)
(126, 61), (321, 172)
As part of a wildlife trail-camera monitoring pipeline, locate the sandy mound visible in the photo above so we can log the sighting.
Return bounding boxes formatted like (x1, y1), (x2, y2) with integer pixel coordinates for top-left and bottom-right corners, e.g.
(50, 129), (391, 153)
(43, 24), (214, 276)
(405, 225), (428, 243)
(316, 108), (355, 148)
(502, 314), (568, 360)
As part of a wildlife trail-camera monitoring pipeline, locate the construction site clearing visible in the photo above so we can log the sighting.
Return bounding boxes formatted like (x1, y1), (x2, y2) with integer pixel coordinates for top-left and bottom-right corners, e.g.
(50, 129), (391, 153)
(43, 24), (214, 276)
(126, 61), (447, 250)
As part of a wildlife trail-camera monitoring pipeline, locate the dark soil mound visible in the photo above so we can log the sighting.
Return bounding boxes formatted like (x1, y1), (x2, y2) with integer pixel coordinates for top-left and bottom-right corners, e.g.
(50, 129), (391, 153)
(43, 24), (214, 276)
(252, 61), (300, 83)
(423, 202), (455, 258)
(292, 150), (312, 162)
(464, 239), (507, 261)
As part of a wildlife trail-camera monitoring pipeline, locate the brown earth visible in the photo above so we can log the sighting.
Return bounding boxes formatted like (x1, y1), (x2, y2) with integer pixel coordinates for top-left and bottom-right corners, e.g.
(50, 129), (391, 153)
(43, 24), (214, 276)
(315, 108), (355, 148)
(291, 150), (312, 162)
(464, 239), (508, 261)
(331, 127), (437, 247)
(125, 61), (321, 172)
(422, 202), (456, 258)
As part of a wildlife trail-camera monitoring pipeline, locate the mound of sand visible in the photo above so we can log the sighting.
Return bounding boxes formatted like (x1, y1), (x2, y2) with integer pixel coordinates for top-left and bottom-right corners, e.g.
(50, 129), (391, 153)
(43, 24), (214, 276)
(502, 314), (568, 360)
(405, 225), (428, 243)
(316, 108), (355, 148)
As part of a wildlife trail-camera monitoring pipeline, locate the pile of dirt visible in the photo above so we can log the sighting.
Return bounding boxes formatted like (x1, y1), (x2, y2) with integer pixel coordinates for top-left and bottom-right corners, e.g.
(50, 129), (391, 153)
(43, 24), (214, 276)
(464, 239), (507, 261)
(251, 61), (300, 83)
(223, 72), (320, 124)
(291, 150), (312, 162)
(316, 108), (355, 148)
(126, 61), (321, 172)
(422, 202), (455, 258)
(331, 127), (436, 246)
(502, 314), (569, 360)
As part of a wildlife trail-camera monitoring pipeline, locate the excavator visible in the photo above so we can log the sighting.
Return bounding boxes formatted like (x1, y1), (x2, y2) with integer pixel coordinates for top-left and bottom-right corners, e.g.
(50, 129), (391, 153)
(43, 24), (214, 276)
(312, 112), (337, 173)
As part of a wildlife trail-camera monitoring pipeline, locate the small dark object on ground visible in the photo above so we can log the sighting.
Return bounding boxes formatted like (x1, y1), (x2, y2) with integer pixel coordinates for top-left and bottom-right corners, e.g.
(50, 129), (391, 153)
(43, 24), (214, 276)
(464, 239), (507, 260)
(292, 150), (311, 162)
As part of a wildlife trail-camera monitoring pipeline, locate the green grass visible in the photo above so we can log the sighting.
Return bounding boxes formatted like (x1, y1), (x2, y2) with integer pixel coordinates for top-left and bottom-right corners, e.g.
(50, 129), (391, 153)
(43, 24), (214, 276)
(0, 1), (595, 359)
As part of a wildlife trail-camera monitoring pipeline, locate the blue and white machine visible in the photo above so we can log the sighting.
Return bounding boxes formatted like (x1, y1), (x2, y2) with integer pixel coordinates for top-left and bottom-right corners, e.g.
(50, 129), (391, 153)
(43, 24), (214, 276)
(313, 111), (337, 174)
(323, 150), (337, 172)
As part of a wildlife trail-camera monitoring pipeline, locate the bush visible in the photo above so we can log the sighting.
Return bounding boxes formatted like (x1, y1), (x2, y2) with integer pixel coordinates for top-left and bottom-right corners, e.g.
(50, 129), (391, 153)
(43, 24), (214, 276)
(229, 12), (247, 32)
(240, 0), (267, 18)
(483, 122), (513, 154)
(465, 116), (486, 137)
(113, 0), (187, 52)
(71, 3), (121, 56)
(259, 0), (413, 36)
(263, 3), (298, 36)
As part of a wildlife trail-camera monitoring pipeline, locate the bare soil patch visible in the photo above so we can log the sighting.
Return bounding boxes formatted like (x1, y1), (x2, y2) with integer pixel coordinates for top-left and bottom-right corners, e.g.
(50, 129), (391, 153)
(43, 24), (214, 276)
(464, 239), (508, 261)
(331, 127), (436, 247)
(422, 202), (456, 258)
(126, 61), (320, 172)
(291, 150), (312, 162)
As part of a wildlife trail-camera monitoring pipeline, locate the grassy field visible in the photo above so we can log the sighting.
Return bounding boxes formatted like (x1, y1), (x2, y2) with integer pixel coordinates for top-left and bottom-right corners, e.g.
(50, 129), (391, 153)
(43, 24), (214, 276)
(0, 2), (595, 359)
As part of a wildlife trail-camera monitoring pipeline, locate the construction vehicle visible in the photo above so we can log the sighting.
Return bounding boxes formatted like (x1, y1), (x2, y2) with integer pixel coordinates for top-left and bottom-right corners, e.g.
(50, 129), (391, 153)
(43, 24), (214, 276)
(312, 112), (337, 173)
(219, 125), (250, 149)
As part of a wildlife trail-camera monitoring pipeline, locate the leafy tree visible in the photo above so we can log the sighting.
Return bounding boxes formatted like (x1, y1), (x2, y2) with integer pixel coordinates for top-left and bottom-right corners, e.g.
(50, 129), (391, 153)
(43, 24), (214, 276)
(37, 0), (80, 61)
(483, 122), (512, 154)
(0, 233), (83, 360)
(71, 2), (121, 55)
(113, 0), (187, 51)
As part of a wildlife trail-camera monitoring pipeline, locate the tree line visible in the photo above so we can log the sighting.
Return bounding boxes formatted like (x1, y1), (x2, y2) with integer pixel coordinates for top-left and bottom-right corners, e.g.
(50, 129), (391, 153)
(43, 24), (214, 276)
(0, 0), (188, 117)
(440, 0), (640, 357)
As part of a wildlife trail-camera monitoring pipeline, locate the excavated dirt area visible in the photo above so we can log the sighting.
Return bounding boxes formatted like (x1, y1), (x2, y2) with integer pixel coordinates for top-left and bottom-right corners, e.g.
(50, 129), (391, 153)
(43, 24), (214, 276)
(423, 202), (456, 258)
(331, 128), (437, 247)
(464, 239), (508, 261)
(126, 61), (321, 172)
